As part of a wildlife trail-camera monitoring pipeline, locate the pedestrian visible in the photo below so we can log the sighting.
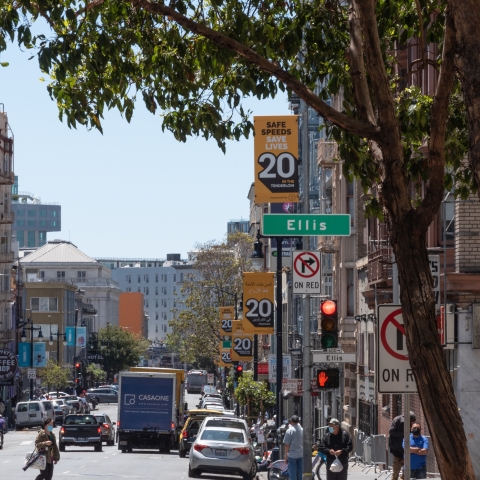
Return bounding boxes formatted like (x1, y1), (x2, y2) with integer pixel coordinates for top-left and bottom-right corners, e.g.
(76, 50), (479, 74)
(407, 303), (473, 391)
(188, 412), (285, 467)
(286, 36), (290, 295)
(34, 417), (60, 480)
(319, 418), (353, 480)
(283, 415), (303, 480)
(0, 397), (5, 416)
(403, 422), (429, 479)
(388, 411), (416, 480)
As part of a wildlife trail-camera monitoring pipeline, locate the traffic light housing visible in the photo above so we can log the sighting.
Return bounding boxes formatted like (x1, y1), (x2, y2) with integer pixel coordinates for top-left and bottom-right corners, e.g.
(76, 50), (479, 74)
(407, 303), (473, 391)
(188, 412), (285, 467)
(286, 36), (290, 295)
(320, 300), (338, 349)
(234, 363), (243, 381)
(317, 368), (340, 389)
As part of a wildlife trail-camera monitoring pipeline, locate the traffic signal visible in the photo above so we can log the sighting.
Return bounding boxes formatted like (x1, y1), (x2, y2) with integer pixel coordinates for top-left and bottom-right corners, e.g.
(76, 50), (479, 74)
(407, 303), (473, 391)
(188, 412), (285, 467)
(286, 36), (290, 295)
(317, 368), (340, 389)
(234, 364), (243, 381)
(320, 300), (338, 349)
(75, 362), (81, 371)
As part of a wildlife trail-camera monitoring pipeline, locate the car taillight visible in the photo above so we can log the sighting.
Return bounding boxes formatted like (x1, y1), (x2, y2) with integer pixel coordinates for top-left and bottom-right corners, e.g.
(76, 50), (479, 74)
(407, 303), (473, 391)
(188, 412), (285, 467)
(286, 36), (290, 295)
(193, 444), (209, 452)
(117, 421), (120, 427)
(182, 431), (188, 438)
(98, 427), (102, 435)
(60, 427), (65, 435)
(103, 424), (110, 429)
(234, 447), (250, 455)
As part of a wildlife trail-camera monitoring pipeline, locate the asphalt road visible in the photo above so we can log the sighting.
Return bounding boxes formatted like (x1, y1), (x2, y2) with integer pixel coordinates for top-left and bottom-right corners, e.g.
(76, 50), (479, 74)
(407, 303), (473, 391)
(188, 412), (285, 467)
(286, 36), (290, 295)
(0, 390), (244, 480)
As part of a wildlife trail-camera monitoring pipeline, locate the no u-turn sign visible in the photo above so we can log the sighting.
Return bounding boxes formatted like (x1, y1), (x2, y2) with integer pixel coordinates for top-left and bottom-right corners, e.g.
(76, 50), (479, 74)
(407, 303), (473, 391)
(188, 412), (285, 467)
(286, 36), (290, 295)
(377, 305), (417, 393)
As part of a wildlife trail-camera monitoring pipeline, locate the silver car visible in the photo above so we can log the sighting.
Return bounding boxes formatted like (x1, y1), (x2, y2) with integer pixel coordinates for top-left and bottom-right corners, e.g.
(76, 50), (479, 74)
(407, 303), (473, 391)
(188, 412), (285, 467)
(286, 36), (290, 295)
(188, 427), (256, 480)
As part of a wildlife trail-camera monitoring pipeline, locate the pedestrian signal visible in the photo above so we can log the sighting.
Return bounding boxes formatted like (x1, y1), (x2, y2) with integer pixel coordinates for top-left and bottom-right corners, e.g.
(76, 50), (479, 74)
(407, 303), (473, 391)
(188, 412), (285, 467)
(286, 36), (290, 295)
(320, 300), (338, 348)
(317, 368), (340, 389)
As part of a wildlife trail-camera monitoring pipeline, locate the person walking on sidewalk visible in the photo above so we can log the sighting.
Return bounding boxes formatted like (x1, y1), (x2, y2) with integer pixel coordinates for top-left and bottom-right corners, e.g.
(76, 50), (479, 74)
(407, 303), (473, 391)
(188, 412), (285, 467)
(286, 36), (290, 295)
(283, 415), (303, 480)
(389, 411), (416, 480)
(319, 418), (352, 480)
(403, 423), (429, 479)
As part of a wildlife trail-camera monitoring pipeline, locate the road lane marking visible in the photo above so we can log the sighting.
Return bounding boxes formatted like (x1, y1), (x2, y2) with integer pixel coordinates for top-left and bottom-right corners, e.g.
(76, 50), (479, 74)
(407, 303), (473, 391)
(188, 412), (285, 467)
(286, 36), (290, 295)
(62, 471), (70, 474)
(3, 460), (11, 463)
(20, 440), (33, 445)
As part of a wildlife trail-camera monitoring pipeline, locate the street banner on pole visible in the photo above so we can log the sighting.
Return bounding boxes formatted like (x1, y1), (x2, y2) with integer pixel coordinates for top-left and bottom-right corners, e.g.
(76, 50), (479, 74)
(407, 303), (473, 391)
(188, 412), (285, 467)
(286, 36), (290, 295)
(18, 342), (31, 367)
(377, 305), (417, 393)
(242, 272), (275, 334)
(231, 334), (254, 361)
(33, 342), (47, 367)
(65, 326), (75, 347)
(216, 348), (233, 367)
(292, 251), (321, 294)
(219, 306), (234, 335)
(254, 115), (299, 204)
(76, 327), (87, 347)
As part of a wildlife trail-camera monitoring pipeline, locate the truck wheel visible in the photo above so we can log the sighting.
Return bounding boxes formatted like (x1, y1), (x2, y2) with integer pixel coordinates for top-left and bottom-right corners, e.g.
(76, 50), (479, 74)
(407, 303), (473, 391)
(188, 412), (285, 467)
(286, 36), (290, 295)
(121, 448), (127, 453)
(179, 448), (186, 458)
(165, 442), (171, 454)
(59, 444), (65, 452)
(95, 444), (103, 452)
(188, 466), (200, 478)
(128, 447), (133, 453)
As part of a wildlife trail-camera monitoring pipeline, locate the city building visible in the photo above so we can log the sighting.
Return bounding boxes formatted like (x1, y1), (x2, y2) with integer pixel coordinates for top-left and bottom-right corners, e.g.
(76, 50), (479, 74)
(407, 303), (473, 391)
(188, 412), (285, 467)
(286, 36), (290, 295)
(19, 240), (120, 331)
(110, 254), (194, 342)
(11, 177), (61, 248)
(119, 292), (148, 338)
(0, 108), (15, 351)
(227, 219), (249, 234)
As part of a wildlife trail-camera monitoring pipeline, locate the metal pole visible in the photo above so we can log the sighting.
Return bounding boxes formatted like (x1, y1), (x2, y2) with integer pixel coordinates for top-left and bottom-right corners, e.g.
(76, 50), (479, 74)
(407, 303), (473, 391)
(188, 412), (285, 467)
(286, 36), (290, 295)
(404, 394), (411, 480)
(275, 236), (283, 433)
(234, 292), (238, 321)
(30, 324), (34, 400)
(253, 334), (258, 381)
(74, 309), (78, 385)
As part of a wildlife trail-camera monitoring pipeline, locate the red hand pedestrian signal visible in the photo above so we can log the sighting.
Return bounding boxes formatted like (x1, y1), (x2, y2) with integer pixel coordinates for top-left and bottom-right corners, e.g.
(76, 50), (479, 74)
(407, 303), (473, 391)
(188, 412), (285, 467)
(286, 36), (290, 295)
(318, 371), (329, 387)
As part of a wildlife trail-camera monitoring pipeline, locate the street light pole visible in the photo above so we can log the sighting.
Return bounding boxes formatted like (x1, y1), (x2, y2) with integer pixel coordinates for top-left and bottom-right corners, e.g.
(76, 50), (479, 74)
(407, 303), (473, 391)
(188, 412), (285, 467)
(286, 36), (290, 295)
(20, 316), (43, 400)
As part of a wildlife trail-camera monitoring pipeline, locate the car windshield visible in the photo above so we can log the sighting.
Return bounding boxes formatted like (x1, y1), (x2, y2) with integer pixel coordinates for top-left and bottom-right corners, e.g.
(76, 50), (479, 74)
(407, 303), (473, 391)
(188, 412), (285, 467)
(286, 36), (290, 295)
(203, 386), (217, 394)
(200, 428), (244, 443)
(205, 420), (245, 430)
(95, 416), (106, 423)
(64, 415), (97, 425)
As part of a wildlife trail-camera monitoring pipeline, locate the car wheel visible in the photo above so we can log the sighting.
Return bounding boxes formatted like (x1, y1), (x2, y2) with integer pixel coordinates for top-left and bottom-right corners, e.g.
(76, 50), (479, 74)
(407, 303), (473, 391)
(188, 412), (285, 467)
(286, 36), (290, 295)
(95, 444), (103, 452)
(121, 448), (127, 453)
(179, 448), (187, 458)
(59, 444), (65, 452)
(188, 465), (200, 478)
(243, 461), (257, 480)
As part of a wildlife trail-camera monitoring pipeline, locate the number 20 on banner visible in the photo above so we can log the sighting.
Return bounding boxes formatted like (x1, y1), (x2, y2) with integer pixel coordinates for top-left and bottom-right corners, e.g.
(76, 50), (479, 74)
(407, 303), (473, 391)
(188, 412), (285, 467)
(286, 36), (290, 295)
(231, 335), (254, 361)
(242, 272), (275, 334)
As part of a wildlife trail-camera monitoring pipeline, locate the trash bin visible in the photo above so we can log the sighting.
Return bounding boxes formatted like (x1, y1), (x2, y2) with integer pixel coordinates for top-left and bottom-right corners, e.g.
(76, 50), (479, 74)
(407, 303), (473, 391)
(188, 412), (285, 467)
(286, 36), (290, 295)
(271, 447), (280, 462)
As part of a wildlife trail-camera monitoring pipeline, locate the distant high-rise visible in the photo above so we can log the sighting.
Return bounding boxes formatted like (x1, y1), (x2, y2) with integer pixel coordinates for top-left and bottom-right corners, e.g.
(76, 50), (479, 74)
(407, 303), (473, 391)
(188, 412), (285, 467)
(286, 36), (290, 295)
(227, 219), (249, 234)
(11, 177), (61, 248)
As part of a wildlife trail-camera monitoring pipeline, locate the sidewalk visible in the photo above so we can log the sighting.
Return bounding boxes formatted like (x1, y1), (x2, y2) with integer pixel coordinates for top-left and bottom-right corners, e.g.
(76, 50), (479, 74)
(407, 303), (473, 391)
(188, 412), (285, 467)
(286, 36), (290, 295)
(257, 462), (390, 480)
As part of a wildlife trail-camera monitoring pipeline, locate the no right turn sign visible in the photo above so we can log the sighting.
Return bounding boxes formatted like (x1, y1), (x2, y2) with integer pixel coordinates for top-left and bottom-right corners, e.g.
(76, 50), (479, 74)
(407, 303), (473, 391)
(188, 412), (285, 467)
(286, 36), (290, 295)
(292, 251), (321, 294)
(377, 305), (417, 393)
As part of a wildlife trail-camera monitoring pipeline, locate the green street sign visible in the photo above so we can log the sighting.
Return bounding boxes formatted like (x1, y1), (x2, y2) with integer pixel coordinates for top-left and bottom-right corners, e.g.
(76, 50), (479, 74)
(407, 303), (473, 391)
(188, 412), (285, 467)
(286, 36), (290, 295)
(222, 341), (232, 348)
(263, 214), (351, 236)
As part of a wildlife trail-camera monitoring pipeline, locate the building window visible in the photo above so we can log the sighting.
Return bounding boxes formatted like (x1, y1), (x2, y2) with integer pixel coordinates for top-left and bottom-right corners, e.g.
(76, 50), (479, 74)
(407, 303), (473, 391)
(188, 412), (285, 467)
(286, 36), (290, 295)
(77, 271), (86, 279)
(39, 271), (45, 279)
(126, 287), (131, 292)
(50, 210), (57, 217)
(40, 210), (47, 217)
(173, 274), (176, 282)
(39, 232), (47, 246)
(17, 220), (25, 227)
(180, 273), (184, 282)
(126, 275), (131, 284)
(144, 287), (149, 295)
(28, 210), (36, 217)
(347, 182), (355, 225)
(57, 271), (65, 278)
(347, 268), (354, 316)
(17, 210), (25, 216)
(145, 274), (149, 283)
(138, 275), (141, 283)
(50, 221), (58, 227)
(138, 287), (141, 293)
(155, 312), (159, 320)
(28, 220), (36, 227)
(17, 231), (25, 248)
(156, 299), (159, 308)
(173, 286), (176, 294)
(39, 220), (47, 227)
(155, 274), (159, 283)
(31, 297), (58, 312)
(145, 299), (149, 308)
(155, 286), (159, 295)
(27, 231), (35, 248)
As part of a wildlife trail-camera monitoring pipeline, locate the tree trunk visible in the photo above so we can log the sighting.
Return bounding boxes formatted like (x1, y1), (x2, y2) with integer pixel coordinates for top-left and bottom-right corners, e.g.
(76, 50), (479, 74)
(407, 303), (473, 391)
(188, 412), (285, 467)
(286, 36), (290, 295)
(448, 0), (480, 196)
(391, 221), (476, 480)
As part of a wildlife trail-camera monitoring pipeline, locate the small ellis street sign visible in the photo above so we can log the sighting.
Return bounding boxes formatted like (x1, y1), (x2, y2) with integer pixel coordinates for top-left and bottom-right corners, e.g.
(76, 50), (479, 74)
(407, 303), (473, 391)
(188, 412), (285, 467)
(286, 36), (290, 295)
(263, 214), (351, 236)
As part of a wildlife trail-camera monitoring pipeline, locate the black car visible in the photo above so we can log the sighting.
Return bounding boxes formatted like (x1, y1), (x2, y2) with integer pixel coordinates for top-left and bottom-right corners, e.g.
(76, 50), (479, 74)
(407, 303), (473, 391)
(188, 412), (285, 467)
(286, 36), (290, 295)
(59, 415), (102, 452)
(53, 405), (65, 425)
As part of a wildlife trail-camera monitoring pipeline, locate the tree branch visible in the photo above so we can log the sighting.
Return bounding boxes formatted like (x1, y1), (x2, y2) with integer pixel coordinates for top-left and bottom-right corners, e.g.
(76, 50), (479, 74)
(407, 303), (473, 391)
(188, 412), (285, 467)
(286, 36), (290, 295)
(416, 10), (456, 228)
(128, 0), (382, 141)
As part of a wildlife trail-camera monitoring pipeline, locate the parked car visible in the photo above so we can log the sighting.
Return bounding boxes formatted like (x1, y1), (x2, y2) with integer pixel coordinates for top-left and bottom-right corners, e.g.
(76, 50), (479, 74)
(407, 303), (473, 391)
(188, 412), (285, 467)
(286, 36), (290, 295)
(201, 417), (251, 440)
(178, 408), (224, 458)
(15, 401), (49, 430)
(53, 405), (65, 425)
(59, 414), (102, 452)
(58, 395), (82, 412)
(200, 385), (218, 396)
(86, 388), (118, 404)
(204, 404), (225, 412)
(188, 426), (256, 479)
(48, 391), (69, 398)
(41, 401), (55, 421)
(94, 413), (116, 446)
(53, 399), (74, 416)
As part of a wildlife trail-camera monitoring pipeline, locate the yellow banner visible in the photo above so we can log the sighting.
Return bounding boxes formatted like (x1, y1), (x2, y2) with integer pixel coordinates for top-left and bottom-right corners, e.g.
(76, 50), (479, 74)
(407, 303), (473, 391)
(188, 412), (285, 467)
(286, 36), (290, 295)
(232, 320), (244, 334)
(242, 272), (275, 334)
(219, 306), (234, 335)
(231, 333), (254, 361)
(254, 115), (299, 204)
(215, 348), (233, 367)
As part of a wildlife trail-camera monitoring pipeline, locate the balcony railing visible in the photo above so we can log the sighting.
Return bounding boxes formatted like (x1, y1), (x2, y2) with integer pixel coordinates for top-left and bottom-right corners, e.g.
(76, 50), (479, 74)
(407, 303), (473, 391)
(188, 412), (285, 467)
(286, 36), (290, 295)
(367, 247), (393, 285)
(0, 251), (14, 263)
(317, 140), (339, 166)
(0, 212), (14, 224)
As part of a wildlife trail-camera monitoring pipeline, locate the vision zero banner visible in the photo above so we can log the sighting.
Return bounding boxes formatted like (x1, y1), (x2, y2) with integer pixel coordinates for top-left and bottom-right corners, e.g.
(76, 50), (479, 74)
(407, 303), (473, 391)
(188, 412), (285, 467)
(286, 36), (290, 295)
(254, 115), (299, 204)
(242, 272), (275, 334)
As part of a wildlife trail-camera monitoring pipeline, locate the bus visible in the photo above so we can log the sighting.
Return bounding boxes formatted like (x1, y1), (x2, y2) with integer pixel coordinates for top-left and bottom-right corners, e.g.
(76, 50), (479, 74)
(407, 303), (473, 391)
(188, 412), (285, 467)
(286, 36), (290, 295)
(186, 370), (207, 394)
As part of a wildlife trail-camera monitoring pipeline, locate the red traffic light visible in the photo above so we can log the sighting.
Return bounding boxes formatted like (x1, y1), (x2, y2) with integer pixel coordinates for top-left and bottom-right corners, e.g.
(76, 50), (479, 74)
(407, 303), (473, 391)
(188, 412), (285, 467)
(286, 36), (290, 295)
(236, 365), (243, 372)
(321, 300), (337, 315)
(75, 363), (81, 369)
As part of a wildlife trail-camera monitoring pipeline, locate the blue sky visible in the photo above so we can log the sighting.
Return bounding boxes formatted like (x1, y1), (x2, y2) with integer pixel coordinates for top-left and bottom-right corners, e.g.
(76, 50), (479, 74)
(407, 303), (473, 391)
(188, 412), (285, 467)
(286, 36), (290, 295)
(1, 43), (288, 259)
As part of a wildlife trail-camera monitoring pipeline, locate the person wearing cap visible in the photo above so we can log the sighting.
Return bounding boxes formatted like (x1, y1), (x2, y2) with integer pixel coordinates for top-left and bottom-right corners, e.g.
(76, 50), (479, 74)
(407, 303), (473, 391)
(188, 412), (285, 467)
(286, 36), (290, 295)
(402, 423), (429, 479)
(319, 418), (352, 480)
(389, 411), (416, 480)
(283, 415), (303, 480)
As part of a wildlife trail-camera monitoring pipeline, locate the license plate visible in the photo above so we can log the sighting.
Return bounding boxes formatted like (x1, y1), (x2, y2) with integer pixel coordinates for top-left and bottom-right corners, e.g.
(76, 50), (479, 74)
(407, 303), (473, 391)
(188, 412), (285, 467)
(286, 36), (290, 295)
(30, 414), (37, 418)
(215, 449), (227, 456)
(119, 441), (128, 445)
(76, 438), (87, 442)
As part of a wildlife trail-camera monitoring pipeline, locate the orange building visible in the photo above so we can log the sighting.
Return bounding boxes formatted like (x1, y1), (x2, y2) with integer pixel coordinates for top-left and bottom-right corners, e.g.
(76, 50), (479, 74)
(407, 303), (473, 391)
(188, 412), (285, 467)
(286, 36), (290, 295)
(119, 292), (148, 338)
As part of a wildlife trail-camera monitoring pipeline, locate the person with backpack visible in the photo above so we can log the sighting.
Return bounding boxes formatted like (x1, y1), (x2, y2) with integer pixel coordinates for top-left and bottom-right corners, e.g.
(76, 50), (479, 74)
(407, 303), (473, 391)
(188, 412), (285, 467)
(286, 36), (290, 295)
(319, 419), (353, 480)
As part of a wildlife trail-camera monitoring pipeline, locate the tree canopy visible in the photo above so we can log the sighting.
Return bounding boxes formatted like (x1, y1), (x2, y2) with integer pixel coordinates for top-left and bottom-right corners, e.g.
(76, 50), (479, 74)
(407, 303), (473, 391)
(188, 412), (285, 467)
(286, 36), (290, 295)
(39, 359), (71, 394)
(168, 232), (253, 365)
